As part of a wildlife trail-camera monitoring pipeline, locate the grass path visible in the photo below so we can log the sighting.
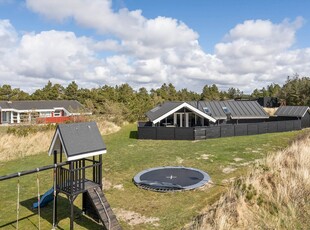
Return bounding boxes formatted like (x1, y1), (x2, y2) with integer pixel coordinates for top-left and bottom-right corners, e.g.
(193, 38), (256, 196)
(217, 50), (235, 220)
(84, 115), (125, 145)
(0, 124), (303, 229)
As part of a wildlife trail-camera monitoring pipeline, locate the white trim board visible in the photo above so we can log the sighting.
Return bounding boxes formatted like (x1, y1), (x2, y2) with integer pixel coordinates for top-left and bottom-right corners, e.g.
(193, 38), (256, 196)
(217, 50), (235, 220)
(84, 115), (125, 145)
(152, 102), (217, 124)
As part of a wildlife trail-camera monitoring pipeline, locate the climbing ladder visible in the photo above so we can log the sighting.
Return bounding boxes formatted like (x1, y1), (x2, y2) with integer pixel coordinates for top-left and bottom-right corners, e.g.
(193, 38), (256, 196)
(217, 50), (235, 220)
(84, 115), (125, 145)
(86, 187), (122, 230)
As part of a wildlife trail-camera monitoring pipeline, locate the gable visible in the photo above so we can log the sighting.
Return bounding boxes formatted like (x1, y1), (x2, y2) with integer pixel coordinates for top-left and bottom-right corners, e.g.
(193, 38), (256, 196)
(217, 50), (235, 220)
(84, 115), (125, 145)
(48, 122), (106, 161)
(148, 102), (217, 124)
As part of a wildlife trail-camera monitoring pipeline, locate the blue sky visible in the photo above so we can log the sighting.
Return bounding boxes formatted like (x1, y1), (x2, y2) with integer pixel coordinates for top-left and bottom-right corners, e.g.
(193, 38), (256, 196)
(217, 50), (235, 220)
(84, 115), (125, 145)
(123, 0), (310, 51)
(0, 0), (310, 93)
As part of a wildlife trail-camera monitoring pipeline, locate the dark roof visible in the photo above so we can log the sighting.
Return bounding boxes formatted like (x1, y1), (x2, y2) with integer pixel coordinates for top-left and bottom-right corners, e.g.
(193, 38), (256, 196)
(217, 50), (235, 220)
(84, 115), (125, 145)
(146, 100), (269, 122)
(48, 122), (106, 161)
(0, 100), (86, 113)
(146, 102), (183, 122)
(188, 100), (269, 120)
(275, 106), (310, 117)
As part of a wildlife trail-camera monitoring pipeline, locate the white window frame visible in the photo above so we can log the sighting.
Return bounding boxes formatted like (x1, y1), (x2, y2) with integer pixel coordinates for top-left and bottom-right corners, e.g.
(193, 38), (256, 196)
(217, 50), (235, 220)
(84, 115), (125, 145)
(54, 110), (62, 117)
(40, 112), (52, 118)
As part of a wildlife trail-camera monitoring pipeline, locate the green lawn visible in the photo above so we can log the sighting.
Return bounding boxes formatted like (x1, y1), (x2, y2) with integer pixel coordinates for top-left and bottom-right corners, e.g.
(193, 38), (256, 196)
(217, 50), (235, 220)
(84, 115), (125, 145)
(0, 124), (303, 229)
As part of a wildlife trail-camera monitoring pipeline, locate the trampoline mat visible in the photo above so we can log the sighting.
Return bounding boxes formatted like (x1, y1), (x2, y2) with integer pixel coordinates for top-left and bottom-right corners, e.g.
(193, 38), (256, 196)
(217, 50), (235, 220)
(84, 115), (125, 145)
(133, 166), (210, 192)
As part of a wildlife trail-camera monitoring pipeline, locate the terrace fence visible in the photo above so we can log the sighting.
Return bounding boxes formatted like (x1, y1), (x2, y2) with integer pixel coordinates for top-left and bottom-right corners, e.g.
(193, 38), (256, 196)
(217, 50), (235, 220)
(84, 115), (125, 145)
(138, 120), (302, 140)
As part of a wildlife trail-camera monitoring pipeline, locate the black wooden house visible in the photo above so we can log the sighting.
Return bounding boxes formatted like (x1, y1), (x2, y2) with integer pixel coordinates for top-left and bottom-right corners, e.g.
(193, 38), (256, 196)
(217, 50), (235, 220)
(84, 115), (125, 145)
(275, 106), (310, 128)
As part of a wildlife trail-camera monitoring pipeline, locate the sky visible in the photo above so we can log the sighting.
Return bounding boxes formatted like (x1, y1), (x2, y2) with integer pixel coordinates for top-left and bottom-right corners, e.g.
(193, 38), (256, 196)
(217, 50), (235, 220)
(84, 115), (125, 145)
(1, 0), (310, 94)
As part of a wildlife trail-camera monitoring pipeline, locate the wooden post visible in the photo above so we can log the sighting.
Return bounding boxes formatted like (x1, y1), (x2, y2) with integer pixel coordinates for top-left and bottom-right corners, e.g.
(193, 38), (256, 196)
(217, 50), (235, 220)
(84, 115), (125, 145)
(53, 151), (58, 229)
(92, 156), (95, 182)
(69, 161), (74, 230)
(60, 145), (63, 163)
(99, 155), (102, 188)
(70, 196), (74, 230)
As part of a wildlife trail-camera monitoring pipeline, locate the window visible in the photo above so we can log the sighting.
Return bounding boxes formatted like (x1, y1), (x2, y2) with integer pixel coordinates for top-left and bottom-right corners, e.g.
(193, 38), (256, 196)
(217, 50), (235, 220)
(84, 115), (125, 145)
(222, 106), (230, 114)
(2, 111), (8, 122)
(40, 112), (52, 118)
(203, 107), (210, 114)
(54, 110), (62, 117)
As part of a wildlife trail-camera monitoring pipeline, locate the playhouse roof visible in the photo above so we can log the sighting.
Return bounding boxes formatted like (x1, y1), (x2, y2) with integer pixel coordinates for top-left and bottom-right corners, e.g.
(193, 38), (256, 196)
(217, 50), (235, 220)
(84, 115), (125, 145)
(48, 122), (106, 161)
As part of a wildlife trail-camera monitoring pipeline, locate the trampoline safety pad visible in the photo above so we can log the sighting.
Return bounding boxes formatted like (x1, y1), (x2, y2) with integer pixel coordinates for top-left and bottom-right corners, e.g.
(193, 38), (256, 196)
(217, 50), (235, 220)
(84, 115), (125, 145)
(133, 166), (210, 192)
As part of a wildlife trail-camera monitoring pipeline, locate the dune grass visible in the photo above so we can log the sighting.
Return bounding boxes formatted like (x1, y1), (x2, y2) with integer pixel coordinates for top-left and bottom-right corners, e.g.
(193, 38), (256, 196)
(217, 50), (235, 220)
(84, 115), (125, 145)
(185, 129), (310, 230)
(0, 119), (120, 162)
(0, 124), (305, 229)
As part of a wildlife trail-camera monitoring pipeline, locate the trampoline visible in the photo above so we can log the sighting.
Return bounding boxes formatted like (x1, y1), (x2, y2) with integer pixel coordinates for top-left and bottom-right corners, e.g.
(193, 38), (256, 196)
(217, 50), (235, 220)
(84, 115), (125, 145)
(133, 166), (210, 192)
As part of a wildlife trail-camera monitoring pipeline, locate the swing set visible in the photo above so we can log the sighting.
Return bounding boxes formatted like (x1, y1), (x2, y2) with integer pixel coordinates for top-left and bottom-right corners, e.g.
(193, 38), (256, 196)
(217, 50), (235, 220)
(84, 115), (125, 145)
(0, 122), (122, 230)
(0, 161), (67, 229)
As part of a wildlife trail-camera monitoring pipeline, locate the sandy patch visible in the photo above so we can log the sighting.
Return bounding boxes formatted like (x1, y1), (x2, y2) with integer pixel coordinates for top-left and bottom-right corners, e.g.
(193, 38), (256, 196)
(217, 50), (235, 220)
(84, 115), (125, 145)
(114, 208), (160, 226)
(233, 158), (243, 162)
(103, 178), (112, 190)
(176, 156), (184, 164)
(197, 180), (214, 191)
(222, 167), (237, 174)
(197, 154), (213, 160)
(113, 184), (124, 190)
(239, 162), (252, 166)
(128, 144), (135, 147)
(222, 177), (236, 184)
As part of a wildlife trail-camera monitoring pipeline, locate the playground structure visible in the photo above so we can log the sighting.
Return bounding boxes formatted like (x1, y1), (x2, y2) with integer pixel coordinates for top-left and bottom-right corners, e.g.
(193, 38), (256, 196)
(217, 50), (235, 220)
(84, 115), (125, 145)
(0, 122), (122, 230)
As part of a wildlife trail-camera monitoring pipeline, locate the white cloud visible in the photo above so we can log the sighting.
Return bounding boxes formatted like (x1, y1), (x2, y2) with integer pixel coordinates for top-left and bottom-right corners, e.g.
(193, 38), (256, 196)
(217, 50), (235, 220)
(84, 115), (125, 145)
(0, 1), (309, 93)
(0, 19), (17, 53)
(8, 30), (97, 80)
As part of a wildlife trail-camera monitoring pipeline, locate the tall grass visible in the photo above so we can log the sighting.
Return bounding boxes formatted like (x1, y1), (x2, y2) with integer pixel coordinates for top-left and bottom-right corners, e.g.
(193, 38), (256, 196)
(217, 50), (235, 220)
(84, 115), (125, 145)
(0, 120), (120, 162)
(185, 130), (310, 230)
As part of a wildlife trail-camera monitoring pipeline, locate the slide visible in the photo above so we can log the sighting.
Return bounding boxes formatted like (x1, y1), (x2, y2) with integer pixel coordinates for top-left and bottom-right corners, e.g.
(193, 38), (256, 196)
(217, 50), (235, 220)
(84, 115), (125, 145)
(33, 187), (54, 209)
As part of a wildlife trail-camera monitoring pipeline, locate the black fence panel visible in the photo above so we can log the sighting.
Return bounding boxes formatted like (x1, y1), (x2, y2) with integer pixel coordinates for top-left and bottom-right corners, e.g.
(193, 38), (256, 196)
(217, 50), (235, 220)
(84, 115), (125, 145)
(293, 120), (302, 130)
(138, 120), (302, 140)
(220, 125), (234, 137)
(138, 127), (157, 139)
(156, 127), (175, 140)
(267, 122), (278, 133)
(247, 124), (259, 135)
(194, 128), (207, 140)
(258, 123), (268, 134)
(285, 120), (294, 132)
(175, 127), (194, 140)
(277, 121), (286, 132)
(205, 126), (221, 139)
(234, 124), (247, 136)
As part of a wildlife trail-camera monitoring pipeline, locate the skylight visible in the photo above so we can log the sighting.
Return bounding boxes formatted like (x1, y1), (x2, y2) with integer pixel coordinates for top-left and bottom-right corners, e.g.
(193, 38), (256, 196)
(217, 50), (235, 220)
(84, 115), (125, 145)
(203, 107), (210, 114)
(151, 106), (160, 112)
(222, 106), (230, 114)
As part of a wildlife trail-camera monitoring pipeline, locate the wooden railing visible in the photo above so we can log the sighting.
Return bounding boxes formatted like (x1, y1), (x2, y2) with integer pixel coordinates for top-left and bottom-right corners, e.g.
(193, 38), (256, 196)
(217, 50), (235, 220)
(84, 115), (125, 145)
(56, 161), (102, 195)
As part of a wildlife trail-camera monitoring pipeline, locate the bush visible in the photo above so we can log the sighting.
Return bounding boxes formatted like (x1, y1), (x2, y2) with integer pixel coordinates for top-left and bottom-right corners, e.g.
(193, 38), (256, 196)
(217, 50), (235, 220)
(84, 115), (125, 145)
(6, 124), (56, 137)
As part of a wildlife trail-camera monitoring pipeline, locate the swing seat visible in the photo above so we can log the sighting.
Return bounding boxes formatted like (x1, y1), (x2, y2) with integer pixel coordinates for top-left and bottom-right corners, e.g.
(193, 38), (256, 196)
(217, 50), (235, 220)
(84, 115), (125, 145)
(33, 187), (54, 209)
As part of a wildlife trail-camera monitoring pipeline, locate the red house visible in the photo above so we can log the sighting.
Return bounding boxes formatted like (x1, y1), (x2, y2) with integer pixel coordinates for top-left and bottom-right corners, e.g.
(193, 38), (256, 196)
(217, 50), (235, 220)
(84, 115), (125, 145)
(0, 100), (91, 125)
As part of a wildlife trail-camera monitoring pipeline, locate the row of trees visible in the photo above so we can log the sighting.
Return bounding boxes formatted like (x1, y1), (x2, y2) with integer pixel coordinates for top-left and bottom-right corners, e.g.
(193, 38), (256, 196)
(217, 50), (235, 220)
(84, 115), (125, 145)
(1, 76), (309, 122)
